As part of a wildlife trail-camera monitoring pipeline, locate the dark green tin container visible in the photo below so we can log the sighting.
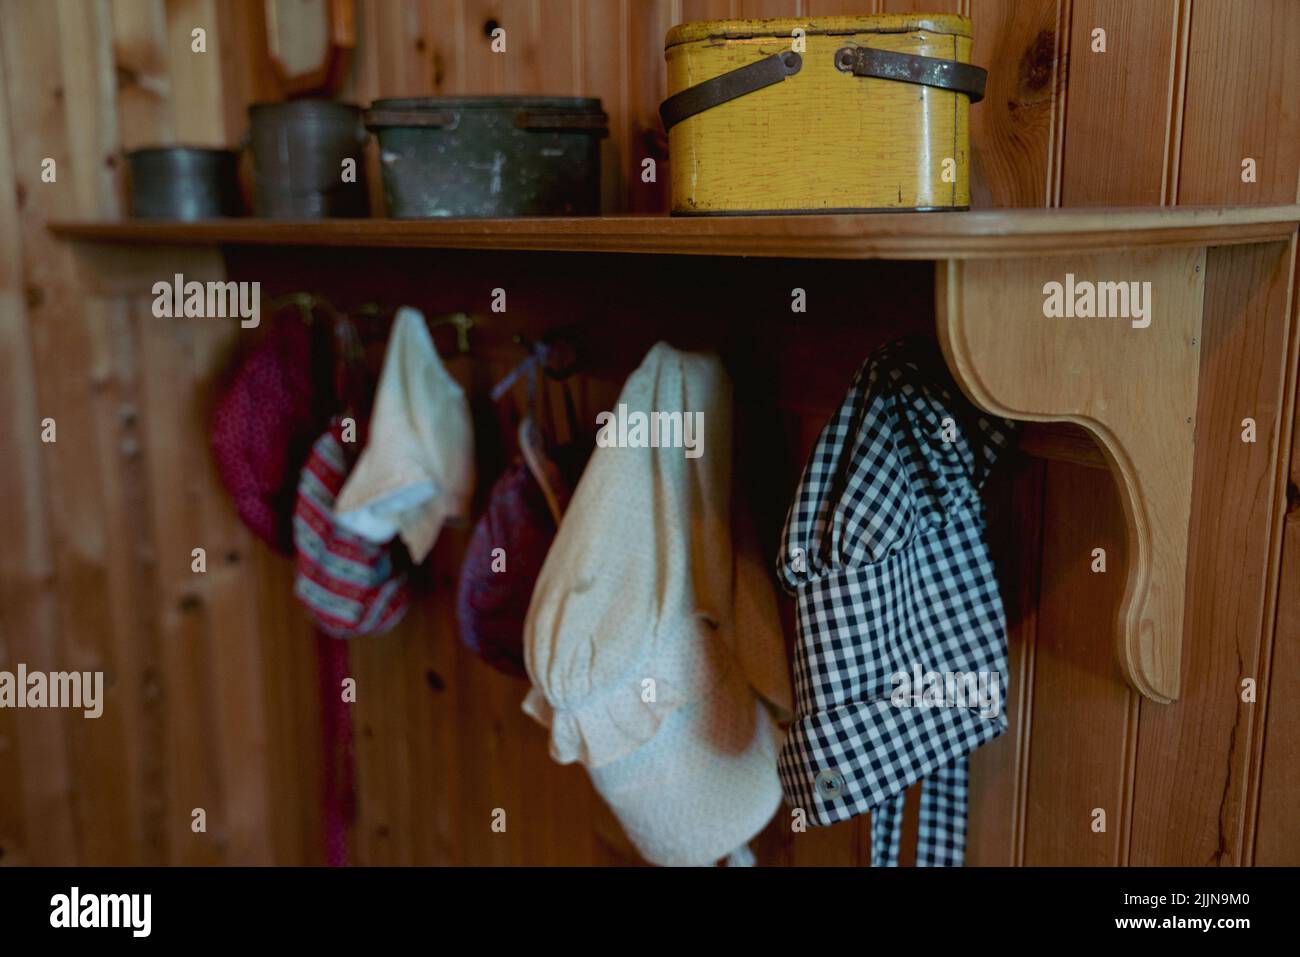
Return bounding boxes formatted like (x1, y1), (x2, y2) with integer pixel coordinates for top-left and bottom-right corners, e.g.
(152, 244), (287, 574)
(127, 147), (243, 220)
(364, 96), (607, 218)
(248, 99), (369, 218)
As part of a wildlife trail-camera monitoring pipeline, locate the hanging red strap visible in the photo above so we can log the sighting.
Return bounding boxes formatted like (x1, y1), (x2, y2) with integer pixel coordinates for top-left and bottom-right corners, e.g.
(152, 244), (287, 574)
(316, 630), (355, 867)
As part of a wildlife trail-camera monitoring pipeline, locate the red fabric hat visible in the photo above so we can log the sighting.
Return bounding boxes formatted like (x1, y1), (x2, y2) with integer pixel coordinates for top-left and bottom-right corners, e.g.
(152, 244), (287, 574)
(294, 418), (410, 639)
(456, 433), (590, 678)
(455, 461), (557, 678)
(211, 318), (332, 554)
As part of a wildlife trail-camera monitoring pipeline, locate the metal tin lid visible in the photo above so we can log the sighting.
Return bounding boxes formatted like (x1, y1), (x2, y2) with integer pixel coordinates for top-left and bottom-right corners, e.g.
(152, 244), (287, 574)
(664, 13), (972, 49)
(248, 99), (362, 118)
(127, 146), (239, 160)
(369, 95), (604, 112)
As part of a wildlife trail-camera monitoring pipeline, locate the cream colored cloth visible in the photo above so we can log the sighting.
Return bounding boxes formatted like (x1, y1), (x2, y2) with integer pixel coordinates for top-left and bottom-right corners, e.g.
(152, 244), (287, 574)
(335, 307), (474, 562)
(522, 341), (792, 866)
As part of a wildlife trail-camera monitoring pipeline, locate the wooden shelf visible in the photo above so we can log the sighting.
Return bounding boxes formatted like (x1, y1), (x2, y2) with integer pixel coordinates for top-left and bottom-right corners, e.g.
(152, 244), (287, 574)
(49, 204), (1300, 260)
(51, 205), (1300, 706)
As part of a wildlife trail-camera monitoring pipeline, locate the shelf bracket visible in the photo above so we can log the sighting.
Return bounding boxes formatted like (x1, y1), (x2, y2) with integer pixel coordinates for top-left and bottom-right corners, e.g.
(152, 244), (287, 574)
(937, 246), (1206, 703)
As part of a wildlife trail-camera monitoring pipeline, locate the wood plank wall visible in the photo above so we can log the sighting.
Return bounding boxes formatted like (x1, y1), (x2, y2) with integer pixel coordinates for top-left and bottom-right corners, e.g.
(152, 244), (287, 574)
(0, 0), (1296, 866)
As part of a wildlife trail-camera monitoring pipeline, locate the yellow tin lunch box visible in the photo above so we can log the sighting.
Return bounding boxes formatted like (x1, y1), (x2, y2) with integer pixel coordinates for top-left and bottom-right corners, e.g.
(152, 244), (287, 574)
(661, 14), (986, 215)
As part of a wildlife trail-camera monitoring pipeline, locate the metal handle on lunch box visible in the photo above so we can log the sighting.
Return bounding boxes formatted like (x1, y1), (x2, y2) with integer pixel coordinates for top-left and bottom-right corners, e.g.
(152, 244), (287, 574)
(658, 46), (986, 131)
(659, 51), (803, 131)
(514, 111), (610, 136)
(834, 47), (987, 103)
(362, 109), (460, 131)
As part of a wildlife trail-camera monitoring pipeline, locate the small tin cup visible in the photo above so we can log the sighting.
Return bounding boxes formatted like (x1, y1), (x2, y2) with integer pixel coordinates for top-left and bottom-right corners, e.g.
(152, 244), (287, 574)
(127, 147), (243, 220)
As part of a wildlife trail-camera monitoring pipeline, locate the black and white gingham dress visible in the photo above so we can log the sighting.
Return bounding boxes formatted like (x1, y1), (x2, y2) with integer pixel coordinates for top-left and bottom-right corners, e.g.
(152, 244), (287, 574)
(776, 336), (1016, 867)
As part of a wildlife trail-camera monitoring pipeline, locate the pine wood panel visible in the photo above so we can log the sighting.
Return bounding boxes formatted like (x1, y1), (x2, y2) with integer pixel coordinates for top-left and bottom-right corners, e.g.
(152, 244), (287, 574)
(1, 0), (128, 866)
(1176, 0), (1300, 867)
(627, 0), (671, 212)
(1058, 0), (1181, 206)
(579, 0), (628, 213)
(165, 0), (233, 144)
(1023, 460), (1131, 865)
(1034, 0), (1180, 870)
(967, 456), (1044, 866)
(1128, 240), (1296, 865)
(681, 0), (737, 23)
(111, 0), (176, 150)
(1252, 247), (1300, 864)
(0, 7), (62, 869)
(1178, 0), (1300, 205)
(966, 0), (1063, 208)
(3, 0), (1299, 870)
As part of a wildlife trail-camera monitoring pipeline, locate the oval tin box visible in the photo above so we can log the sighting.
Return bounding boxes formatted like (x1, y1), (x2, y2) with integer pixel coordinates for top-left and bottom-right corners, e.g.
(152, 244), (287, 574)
(661, 14), (986, 215)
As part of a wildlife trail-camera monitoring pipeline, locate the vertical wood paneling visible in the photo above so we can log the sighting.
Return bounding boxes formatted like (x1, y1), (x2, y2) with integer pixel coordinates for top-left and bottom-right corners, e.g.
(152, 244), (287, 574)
(1058, 0), (1180, 206)
(1, 0), (137, 866)
(1046, 0), (1182, 871)
(1253, 246), (1300, 864)
(626, 0), (672, 212)
(579, 0), (627, 212)
(880, 0), (963, 13)
(1127, 0), (1300, 868)
(966, 0), (1064, 208)
(0, 6), (59, 869)
(352, 628), (418, 864)
(967, 457), (1045, 865)
(52, 0), (143, 868)
(253, 549), (323, 865)
(737, 0), (803, 17)
(164, 0), (232, 144)
(1183, 4), (1300, 864)
(2, 0), (1298, 871)
(537, 0), (582, 96)
(1022, 461), (1131, 865)
(370, 0), (441, 95)
(213, 0), (284, 123)
(1129, 240), (1295, 865)
(406, 594), (464, 865)
(193, 323), (277, 865)
(460, 0), (543, 93)
(1178, 0), (1300, 205)
(805, 0), (877, 14)
(429, 0), (469, 94)
(137, 278), (224, 866)
(961, 0), (1064, 866)
(111, 0), (176, 150)
(681, 0), (738, 21)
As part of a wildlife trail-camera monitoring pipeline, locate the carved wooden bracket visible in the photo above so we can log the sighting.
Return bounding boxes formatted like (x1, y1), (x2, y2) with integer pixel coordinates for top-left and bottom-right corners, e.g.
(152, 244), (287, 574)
(937, 247), (1206, 703)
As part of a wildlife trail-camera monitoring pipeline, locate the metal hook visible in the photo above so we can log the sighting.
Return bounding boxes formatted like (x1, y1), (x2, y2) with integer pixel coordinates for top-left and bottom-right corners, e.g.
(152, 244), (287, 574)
(429, 312), (475, 354)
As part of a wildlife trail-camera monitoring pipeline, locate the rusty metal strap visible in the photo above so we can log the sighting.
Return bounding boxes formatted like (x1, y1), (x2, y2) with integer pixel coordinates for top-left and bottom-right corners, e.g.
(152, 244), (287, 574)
(363, 109), (460, 131)
(659, 51), (803, 131)
(834, 47), (987, 103)
(514, 111), (610, 136)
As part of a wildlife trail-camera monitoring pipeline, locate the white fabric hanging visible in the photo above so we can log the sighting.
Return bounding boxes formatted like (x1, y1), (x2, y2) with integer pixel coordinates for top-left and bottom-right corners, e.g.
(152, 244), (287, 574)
(522, 341), (792, 866)
(335, 307), (474, 562)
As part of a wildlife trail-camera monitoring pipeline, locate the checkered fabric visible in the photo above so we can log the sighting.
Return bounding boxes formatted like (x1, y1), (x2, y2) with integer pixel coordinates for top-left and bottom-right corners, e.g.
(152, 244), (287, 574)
(776, 336), (1015, 867)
